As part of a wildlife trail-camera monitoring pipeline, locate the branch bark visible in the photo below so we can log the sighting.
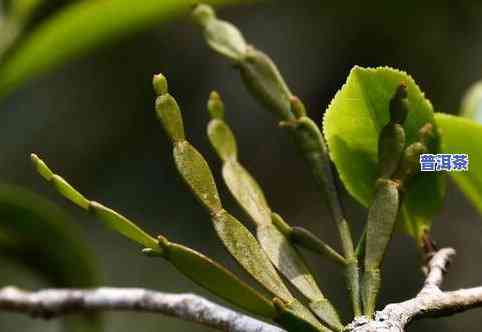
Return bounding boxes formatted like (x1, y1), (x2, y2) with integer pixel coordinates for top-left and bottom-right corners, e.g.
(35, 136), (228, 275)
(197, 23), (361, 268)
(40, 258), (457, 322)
(345, 247), (482, 332)
(0, 287), (283, 332)
(0, 248), (481, 332)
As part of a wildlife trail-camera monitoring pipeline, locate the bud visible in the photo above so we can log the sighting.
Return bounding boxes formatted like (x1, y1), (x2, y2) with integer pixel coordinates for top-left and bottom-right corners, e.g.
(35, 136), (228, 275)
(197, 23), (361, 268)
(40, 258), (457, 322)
(389, 82), (409, 124)
(207, 90), (224, 119)
(393, 122), (433, 184)
(30, 153), (54, 181)
(192, 4), (247, 61)
(153, 73), (168, 96)
(377, 123), (406, 178)
(191, 4), (216, 26)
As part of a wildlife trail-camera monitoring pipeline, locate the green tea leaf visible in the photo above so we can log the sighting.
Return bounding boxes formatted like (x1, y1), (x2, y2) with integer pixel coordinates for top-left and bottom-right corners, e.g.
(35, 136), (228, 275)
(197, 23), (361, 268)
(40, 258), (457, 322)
(323, 66), (446, 239)
(0, 0), (239, 99)
(435, 113), (482, 215)
(0, 184), (101, 331)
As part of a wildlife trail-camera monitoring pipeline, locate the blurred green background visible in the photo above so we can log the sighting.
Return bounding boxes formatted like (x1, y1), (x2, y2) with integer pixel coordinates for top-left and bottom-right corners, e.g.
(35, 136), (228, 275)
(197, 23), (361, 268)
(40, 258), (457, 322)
(1, 1), (482, 331)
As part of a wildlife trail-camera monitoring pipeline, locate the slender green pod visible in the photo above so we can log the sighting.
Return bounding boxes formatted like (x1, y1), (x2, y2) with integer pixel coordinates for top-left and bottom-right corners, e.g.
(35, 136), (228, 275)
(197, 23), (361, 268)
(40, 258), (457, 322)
(206, 92), (343, 331)
(31, 154), (276, 318)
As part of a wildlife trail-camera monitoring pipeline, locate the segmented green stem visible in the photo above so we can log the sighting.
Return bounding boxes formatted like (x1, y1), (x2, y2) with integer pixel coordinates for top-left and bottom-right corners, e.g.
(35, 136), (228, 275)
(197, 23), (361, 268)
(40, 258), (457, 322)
(193, 5), (361, 316)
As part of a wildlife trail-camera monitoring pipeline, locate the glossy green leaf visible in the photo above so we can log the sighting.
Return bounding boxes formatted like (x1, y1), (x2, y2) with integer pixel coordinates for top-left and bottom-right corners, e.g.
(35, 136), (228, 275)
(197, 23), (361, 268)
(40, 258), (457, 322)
(31, 154), (159, 250)
(0, 0), (240, 99)
(323, 66), (446, 239)
(435, 113), (482, 215)
(0, 184), (101, 331)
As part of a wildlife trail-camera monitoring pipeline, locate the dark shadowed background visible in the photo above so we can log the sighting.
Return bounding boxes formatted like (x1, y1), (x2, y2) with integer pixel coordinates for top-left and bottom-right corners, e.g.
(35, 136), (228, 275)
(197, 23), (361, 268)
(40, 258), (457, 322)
(1, 1), (481, 331)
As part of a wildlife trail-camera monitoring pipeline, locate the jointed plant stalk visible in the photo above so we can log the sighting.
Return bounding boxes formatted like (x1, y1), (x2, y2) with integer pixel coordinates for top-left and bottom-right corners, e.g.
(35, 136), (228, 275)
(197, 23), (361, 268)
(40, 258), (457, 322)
(192, 4), (361, 317)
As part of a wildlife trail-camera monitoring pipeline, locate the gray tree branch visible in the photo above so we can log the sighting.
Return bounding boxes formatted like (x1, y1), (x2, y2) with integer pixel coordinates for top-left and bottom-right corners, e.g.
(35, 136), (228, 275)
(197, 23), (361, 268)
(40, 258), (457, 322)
(346, 247), (482, 332)
(0, 248), (481, 332)
(419, 247), (455, 295)
(0, 287), (283, 332)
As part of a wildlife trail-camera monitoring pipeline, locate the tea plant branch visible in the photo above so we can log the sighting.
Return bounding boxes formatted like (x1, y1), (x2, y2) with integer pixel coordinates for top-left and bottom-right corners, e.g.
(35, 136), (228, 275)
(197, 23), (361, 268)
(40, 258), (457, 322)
(0, 287), (283, 332)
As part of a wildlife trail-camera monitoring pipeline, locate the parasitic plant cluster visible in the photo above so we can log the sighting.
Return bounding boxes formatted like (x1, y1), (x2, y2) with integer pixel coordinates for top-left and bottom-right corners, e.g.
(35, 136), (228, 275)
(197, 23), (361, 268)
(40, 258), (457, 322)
(29, 4), (470, 332)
